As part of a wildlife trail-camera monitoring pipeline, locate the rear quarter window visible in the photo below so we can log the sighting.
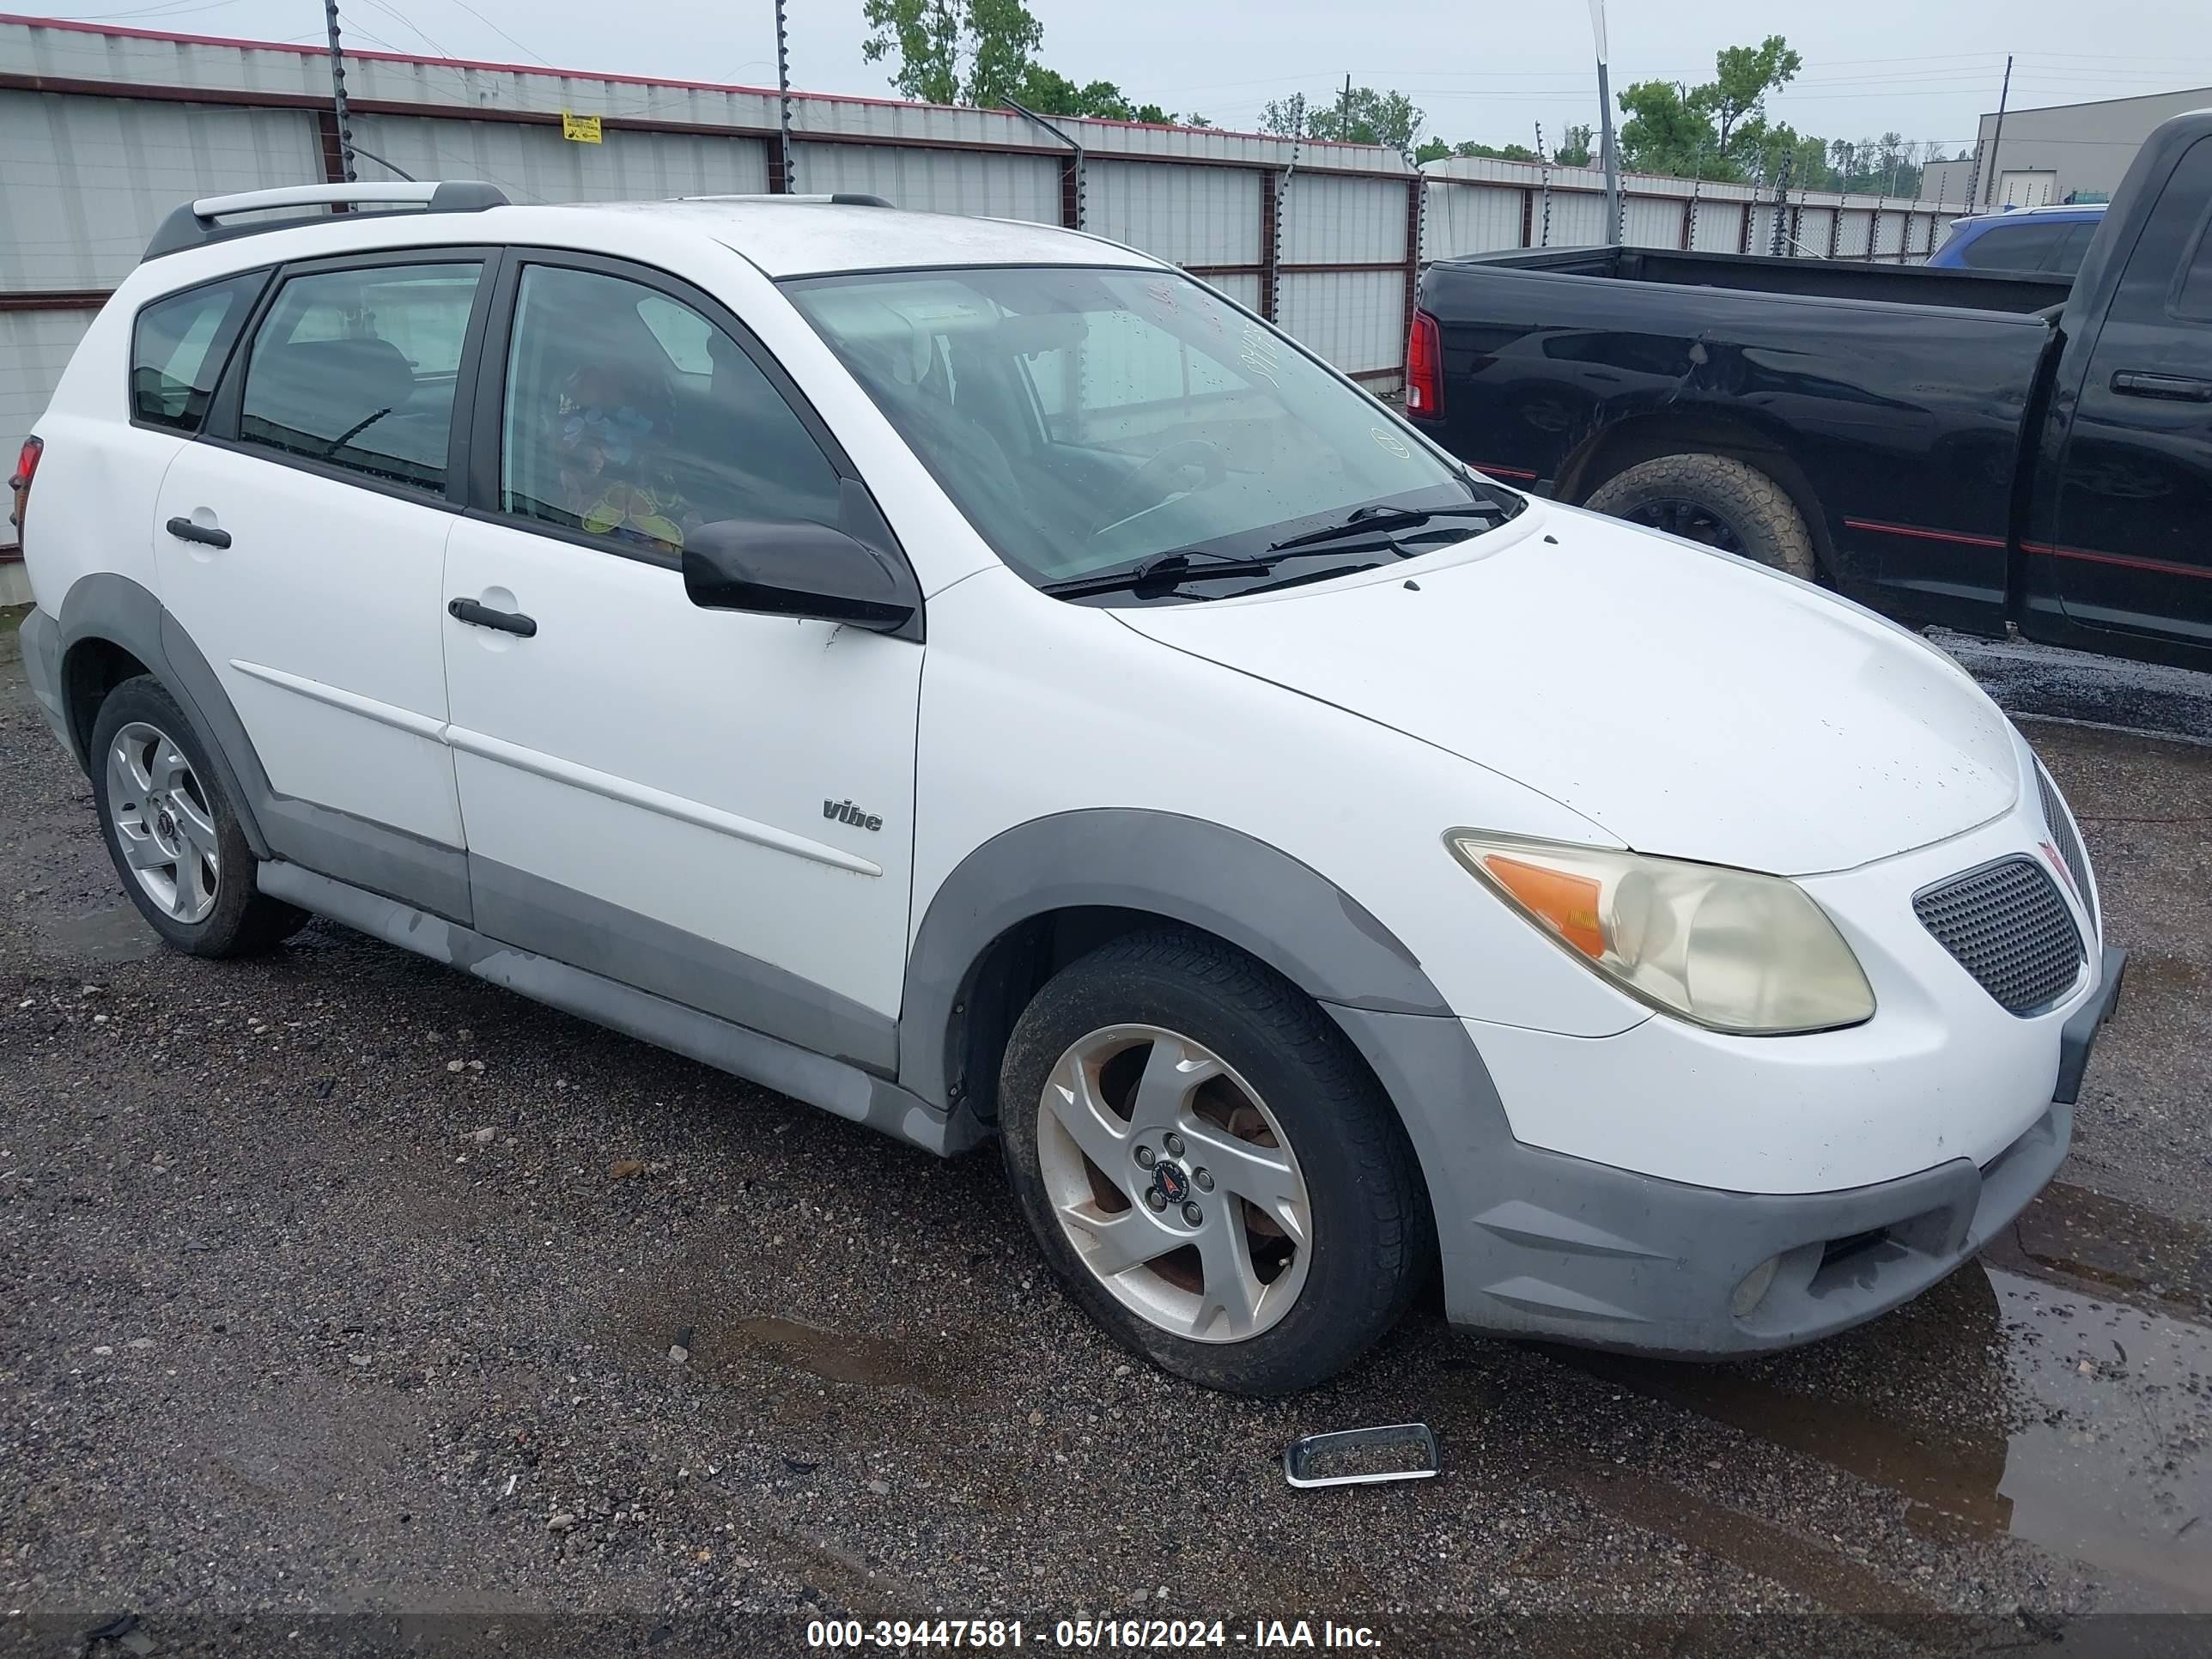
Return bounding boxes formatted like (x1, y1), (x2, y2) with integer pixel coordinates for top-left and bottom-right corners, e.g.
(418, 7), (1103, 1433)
(130, 273), (263, 433)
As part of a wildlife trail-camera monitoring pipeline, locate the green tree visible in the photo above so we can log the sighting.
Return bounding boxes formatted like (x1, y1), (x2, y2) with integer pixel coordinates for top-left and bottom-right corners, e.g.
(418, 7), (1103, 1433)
(1414, 137), (1451, 164)
(861, 0), (1041, 106)
(1553, 124), (1593, 167)
(1263, 87), (1423, 150)
(1616, 80), (1713, 176)
(1707, 33), (1802, 153)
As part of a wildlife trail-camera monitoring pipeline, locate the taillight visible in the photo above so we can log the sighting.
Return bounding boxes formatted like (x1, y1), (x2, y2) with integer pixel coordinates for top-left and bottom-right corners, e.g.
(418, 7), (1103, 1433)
(1405, 309), (1442, 419)
(8, 434), (40, 535)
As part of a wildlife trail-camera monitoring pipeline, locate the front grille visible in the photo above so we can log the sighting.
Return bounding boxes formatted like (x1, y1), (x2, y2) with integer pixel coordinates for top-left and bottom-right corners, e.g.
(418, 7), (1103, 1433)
(1914, 857), (2084, 1015)
(2035, 763), (2098, 936)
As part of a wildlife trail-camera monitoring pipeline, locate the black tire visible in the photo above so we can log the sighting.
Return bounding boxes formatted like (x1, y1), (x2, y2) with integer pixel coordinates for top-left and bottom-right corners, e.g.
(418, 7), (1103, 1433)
(1582, 453), (1819, 580)
(88, 675), (308, 958)
(999, 929), (1431, 1395)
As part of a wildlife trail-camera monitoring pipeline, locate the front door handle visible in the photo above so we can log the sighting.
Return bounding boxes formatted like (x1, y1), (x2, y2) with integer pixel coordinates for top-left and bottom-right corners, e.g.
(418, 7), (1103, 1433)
(448, 597), (538, 637)
(166, 516), (231, 548)
(2111, 369), (2212, 401)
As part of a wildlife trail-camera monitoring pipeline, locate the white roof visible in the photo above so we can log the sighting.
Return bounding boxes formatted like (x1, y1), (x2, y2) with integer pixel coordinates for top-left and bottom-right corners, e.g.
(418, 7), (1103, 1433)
(540, 199), (1158, 279)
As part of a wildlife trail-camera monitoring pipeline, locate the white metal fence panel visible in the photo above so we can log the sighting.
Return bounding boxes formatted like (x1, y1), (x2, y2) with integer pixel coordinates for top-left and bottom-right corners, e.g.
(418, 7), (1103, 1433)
(1204, 272), (1263, 313)
(0, 92), (321, 290)
(1282, 172), (1406, 265)
(1687, 198), (1743, 252)
(1622, 195), (1681, 250)
(347, 115), (768, 205)
(793, 143), (1059, 222)
(1424, 183), (1523, 258)
(1546, 190), (1608, 246)
(1836, 208), (1873, 258)
(1087, 160), (1260, 267)
(2, 307), (96, 445)
(1873, 210), (1908, 258)
(1796, 205), (1838, 255)
(1278, 269), (1402, 379)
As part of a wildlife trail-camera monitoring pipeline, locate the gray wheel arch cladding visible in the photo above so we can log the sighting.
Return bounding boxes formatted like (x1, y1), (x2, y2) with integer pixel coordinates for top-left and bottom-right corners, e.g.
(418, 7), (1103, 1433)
(898, 806), (1478, 1101)
(54, 572), (273, 860)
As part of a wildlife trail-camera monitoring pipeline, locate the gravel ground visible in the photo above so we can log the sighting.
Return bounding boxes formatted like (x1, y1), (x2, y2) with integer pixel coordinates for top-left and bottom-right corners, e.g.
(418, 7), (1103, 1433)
(3, 617), (2210, 1658)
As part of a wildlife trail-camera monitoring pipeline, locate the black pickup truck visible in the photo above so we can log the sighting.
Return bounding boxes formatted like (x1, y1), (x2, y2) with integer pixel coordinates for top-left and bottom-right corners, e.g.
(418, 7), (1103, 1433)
(1408, 110), (2212, 674)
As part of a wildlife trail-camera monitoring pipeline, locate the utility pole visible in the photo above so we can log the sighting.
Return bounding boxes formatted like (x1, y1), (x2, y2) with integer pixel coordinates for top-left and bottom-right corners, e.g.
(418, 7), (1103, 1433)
(322, 0), (356, 183)
(773, 0), (795, 193)
(1589, 0), (1620, 244)
(1340, 74), (1352, 138)
(1982, 54), (2013, 207)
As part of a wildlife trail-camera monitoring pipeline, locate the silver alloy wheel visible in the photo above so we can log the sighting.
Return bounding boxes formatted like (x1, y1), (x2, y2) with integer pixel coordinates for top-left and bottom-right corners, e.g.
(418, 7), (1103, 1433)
(1037, 1024), (1312, 1343)
(106, 720), (220, 924)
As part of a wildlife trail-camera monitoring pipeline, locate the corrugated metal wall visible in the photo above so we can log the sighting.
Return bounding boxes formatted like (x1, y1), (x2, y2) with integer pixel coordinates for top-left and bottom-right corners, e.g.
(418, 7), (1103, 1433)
(1278, 270), (1403, 380)
(0, 90), (322, 289)
(1425, 185), (1522, 260)
(1620, 196), (1681, 250)
(1688, 199), (1745, 252)
(349, 114), (769, 204)
(1087, 161), (1260, 267)
(1282, 173), (1402, 264)
(794, 143), (1060, 222)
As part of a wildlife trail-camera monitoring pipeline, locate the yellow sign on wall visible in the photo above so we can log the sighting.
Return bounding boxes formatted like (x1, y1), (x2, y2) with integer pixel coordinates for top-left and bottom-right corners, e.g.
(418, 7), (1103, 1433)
(562, 112), (603, 143)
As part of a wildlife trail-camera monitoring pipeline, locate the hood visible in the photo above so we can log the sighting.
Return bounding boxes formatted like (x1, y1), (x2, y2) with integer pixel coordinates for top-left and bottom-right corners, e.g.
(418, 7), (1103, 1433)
(1116, 505), (2020, 876)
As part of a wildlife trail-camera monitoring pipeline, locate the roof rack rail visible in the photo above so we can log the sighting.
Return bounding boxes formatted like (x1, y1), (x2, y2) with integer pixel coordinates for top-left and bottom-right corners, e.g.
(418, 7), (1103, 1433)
(143, 180), (510, 262)
(672, 192), (896, 209)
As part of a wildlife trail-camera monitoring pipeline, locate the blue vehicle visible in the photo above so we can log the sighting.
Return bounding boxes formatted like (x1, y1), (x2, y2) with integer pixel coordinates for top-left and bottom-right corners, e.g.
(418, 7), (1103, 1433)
(1929, 204), (2107, 276)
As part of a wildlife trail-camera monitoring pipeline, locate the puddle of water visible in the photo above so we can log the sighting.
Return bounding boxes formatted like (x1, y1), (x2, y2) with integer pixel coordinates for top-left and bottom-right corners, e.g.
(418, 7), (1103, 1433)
(716, 1316), (951, 1397)
(1984, 1267), (2211, 1609)
(37, 902), (162, 963)
(1996, 1181), (2212, 1317)
(1553, 1261), (2212, 1611)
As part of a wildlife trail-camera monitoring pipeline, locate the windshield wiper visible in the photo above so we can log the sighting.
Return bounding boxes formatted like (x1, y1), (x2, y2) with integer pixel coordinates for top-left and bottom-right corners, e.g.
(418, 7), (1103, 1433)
(1039, 550), (1279, 600)
(1267, 501), (1504, 555)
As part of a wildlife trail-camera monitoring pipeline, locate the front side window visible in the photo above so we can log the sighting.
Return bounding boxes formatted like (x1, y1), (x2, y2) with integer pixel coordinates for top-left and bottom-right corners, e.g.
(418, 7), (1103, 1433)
(131, 273), (261, 433)
(236, 261), (482, 492)
(498, 264), (844, 558)
(784, 265), (1512, 599)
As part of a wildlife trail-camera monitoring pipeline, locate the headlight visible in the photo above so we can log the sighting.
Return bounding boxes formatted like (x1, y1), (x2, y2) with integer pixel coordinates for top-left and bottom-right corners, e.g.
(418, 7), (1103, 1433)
(1445, 831), (1875, 1036)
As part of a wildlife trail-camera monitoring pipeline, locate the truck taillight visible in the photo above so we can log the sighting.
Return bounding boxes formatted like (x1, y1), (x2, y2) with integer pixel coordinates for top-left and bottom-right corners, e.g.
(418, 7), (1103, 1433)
(8, 434), (39, 535)
(1406, 309), (1442, 419)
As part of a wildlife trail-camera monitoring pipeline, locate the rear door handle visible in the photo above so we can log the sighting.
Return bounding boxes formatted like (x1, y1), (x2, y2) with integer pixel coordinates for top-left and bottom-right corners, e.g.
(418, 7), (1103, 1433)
(447, 597), (538, 637)
(2110, 369), (2212, 401)
(166, 516), (230, 548)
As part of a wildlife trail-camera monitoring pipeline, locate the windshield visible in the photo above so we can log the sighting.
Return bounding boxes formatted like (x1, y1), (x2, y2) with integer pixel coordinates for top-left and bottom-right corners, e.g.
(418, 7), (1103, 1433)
(782, 265), (1518, 602)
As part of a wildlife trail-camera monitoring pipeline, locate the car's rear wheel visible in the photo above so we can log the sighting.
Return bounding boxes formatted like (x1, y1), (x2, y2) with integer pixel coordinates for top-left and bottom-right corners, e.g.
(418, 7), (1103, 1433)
(89, 676), (307, 957)
(1583, 452), (1818, 581)
(999, 929), (1429, 1395)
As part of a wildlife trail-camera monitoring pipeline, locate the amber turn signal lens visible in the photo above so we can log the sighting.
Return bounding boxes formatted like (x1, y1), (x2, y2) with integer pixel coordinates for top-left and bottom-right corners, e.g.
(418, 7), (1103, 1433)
(1480, 854), (1606, 959)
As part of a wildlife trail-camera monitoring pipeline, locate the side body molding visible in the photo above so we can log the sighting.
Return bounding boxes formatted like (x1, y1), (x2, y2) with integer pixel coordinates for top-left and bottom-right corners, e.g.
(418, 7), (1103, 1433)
(898, 807), (1459, 1111)
(53, 573), (473, 925)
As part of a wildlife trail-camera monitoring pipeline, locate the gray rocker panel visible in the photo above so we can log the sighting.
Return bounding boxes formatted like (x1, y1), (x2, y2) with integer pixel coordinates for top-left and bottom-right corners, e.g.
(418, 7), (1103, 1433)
(258, 861), (978, 1156)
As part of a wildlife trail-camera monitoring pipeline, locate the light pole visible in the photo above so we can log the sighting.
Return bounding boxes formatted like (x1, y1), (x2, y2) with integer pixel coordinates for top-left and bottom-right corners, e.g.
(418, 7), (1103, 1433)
(1589, 0), (1620, 243)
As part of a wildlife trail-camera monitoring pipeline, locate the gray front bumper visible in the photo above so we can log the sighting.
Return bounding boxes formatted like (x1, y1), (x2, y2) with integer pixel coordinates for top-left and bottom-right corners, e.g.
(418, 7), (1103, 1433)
(18, 605), (73, 761)
(1331, 1000), (2094, 1359)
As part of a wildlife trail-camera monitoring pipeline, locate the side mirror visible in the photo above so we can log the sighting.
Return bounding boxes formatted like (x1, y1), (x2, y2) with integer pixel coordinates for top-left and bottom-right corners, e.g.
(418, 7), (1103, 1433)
(681, 518), (920, 636)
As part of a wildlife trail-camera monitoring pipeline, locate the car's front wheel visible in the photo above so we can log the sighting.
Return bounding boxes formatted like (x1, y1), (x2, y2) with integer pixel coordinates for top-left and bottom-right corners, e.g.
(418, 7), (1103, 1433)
(999, 929), (1430, 1395)
(88, 675), (307, 957)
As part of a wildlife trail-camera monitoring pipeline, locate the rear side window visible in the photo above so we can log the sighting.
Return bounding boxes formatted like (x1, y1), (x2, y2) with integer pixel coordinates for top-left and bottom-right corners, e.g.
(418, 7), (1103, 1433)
(2047, 222), (2098, 277)
(236, 261), (483, 493)
(131, 274), (260, 433)
(1955, 219), (2069, 272)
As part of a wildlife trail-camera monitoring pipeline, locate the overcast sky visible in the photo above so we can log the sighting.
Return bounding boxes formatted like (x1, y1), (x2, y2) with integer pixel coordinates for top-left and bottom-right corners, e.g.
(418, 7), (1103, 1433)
(56, 0), (2212, 155)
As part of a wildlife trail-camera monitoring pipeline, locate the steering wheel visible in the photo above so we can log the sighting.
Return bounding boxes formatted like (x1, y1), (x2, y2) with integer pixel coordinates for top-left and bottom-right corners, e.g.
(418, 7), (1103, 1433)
(1122, 438), (1228, 512)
